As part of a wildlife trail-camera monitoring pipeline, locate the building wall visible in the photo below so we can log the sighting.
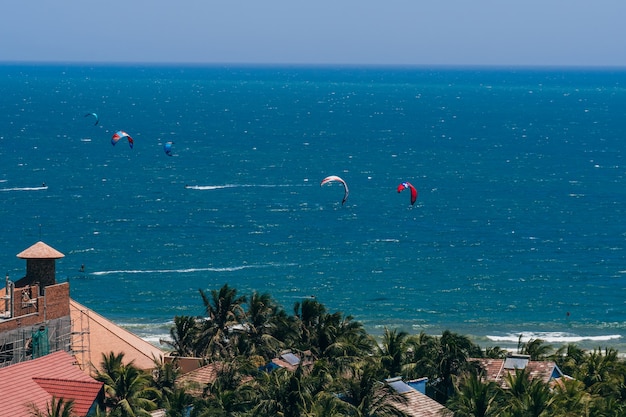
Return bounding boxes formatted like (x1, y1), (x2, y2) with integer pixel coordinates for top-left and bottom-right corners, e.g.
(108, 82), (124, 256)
(164, 355), (206, 374)
(0, 282), (69, 333)
(26, 259), (56, 292)
(44, 282), (71, 320)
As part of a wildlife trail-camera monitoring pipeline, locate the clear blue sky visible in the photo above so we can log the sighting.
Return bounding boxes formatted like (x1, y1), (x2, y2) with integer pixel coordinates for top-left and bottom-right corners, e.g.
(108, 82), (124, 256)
(2, 1), (626, 67)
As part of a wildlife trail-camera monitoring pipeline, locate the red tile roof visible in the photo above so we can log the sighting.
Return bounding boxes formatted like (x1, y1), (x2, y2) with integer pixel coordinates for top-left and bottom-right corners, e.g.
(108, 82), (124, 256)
(175, 362), (254, 398)
(471, 355), (564, 388)
(176, 363), (220, 397)
(0, 350), (103, 417)
(392, 389), (453, 417)
(33, 378), (103, 416)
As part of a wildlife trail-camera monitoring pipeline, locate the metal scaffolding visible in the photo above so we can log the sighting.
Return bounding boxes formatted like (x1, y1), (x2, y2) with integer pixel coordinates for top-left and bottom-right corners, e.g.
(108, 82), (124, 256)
(0, 316), (73, 369)
(70, 303), (92, 372)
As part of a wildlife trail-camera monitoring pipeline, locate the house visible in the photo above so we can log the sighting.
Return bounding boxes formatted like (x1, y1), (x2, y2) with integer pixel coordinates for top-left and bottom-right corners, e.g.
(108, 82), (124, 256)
(175, 362), (221, 397)
(1, 242), (73, 368)
(385, 377), (453, 417)
(70, 299), (164, 373)
(264, 349), (314, 372)
(0, 241), (164, 374)
(471, 353), (567, 388)
(173, 359), (258, 398)
(0, 350), (104, 417)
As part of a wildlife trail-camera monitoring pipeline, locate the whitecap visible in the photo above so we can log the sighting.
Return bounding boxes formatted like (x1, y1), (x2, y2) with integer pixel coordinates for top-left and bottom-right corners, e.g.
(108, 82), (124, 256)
(89, 263), (296, 276)
(0, 186), (48, 192)
(487, 332), (621, 344)
(185, 183), (302, 190)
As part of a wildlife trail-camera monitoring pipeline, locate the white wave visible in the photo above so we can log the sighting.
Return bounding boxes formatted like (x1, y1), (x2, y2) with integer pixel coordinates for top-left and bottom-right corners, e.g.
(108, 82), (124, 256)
(487, 332), (622, 344)
(69, 247), (95, 254)
(90, 263), (293, 276)
(122, 329), (171, 347)
(185, 184), (238, 190)
(185, 183), (305, 190)
(0, 186), (48, 191)
(117, 320), (174, 329)
(142, 334), (171, 346)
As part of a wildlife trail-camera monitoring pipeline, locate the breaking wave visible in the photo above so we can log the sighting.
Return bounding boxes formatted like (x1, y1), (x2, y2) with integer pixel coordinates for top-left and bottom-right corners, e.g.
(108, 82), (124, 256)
(487, 332), (622, 344)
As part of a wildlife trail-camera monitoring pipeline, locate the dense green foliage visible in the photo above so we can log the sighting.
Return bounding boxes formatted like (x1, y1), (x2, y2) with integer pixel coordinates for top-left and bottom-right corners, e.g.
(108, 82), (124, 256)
(91, 284), (626, 417)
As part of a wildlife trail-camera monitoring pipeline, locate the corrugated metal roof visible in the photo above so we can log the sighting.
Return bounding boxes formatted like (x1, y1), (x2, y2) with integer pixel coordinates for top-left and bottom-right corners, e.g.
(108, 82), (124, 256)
(0, 350), (102, 417)
(16, 241), (65, 259)
(504, 356), (529, 370)
(386, 378), (414, 394)
(281, 352), (301, 366)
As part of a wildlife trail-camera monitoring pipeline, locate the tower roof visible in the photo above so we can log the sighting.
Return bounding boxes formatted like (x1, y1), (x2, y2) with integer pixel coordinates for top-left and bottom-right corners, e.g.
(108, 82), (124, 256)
(16, 241), (65, 259)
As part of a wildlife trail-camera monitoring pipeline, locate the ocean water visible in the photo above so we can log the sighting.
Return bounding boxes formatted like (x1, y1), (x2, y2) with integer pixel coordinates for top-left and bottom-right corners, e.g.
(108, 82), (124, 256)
(1, 64), (626, 351)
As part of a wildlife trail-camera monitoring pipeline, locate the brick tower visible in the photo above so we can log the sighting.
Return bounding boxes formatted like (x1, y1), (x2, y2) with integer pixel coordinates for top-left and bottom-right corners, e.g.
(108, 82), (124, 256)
(15, 241), (65, 296)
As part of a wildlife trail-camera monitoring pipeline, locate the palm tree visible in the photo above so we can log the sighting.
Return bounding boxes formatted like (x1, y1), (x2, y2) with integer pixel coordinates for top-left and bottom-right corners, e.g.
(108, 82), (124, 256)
(293, 298), (327, 351)
(161, 315), (199, 357)
(551, 343), (586, 376)
(196, 284), (247, 358)
(324, 329), (376, 372)
(28, 397), (75, 417)
(403, 332), (439, 381)
(151, 357), (180, 403)
(447, 371), (503, 417)
(269, 306), (300, 348)
(249, 367), (313, 417)
(484, 346), (507, 359)
(523, 378), (554, 417)
(97, 351), (126, 381)
(291, 299), (373, 367)
(318, 312), (370, 360)
(337, 360), (408, 417)
(503, 367), (532, 401)
(94, 352), (160, 417)
(241, 291), (284, 359)
(518, 337), (553, 360)
(201, 284), (247, 331)
(549, 378), (592, 417)
(434, 330), (480, 402)
(576, 347), (623, 398)
(194, 371), (255, 417)
(306, 391), (354, 417)
(162, 388), (194, 417)
(502, 368), (553, 417)
(378, 327), (409, 378)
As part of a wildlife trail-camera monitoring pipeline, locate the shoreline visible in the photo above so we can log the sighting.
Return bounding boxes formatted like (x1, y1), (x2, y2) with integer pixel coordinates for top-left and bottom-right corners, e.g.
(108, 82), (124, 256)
(122, 319), (626, 354)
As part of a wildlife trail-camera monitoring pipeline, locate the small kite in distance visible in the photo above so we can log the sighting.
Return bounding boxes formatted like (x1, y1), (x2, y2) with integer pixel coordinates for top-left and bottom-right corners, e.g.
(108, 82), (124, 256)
(84, 112), (99, 125)
(397, 181), (418, 205)
(321, 175), (349, 205)
(164, 141), (174, 156)
(111, 130), (134, 149)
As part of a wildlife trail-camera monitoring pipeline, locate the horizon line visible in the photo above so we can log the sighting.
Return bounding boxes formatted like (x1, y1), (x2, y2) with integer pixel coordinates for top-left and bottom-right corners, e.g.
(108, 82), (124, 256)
(1, 60), (626, 72)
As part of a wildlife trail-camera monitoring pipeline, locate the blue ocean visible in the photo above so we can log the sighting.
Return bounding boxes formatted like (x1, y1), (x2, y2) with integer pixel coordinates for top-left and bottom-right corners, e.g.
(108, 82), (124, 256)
(1, 64), (625, 351)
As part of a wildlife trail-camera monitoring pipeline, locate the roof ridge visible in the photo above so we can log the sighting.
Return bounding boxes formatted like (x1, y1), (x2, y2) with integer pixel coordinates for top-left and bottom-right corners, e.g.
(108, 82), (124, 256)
(33, 376), (102, 384)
